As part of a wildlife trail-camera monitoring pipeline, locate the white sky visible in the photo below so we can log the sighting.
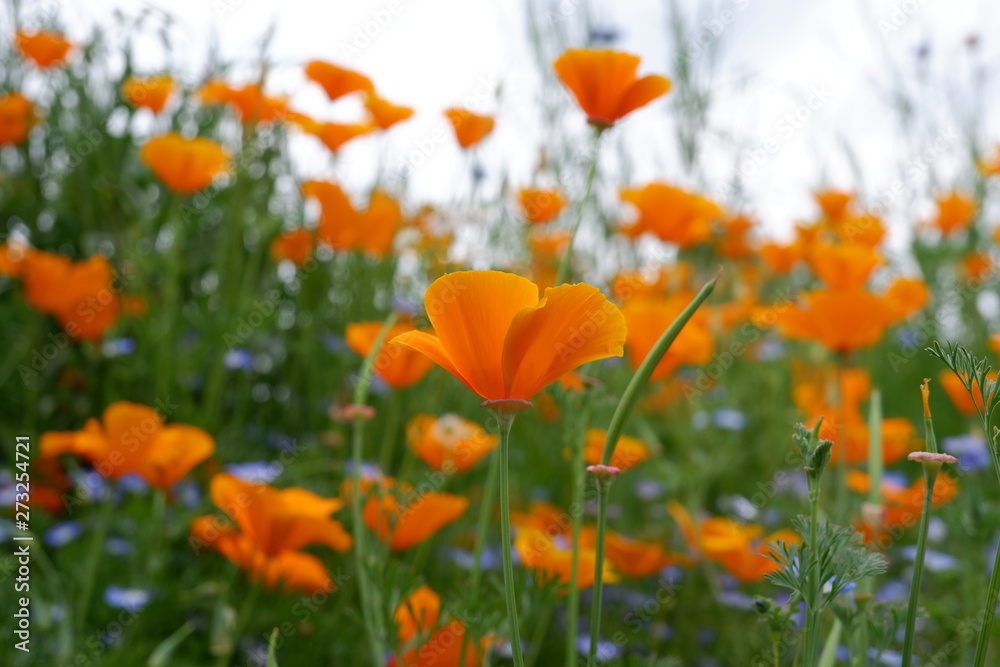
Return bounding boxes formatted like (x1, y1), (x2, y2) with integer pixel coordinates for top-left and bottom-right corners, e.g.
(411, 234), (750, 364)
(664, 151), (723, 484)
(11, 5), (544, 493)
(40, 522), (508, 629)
(10, 0), (1000, 245)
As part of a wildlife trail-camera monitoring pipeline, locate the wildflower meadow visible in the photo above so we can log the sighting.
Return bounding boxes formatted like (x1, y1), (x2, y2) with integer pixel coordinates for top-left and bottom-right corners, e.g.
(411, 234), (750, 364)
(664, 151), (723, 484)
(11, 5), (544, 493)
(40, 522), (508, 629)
(2, 1), (1000, 666)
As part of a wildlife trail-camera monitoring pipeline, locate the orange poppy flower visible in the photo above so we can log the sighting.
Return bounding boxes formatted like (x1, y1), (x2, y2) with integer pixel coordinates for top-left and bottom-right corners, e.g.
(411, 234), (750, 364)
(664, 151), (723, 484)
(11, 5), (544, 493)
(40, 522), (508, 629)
(270, 228), (315, 266)
(717, 215), (756, 259)
(443, 108), (495, 149)
(807, 243), (882, 290)
(40, 401), (213, 488)
(302, 181), (401, 256)
(16, 30), (72, 68)
(405, 413), (499, 472)
(361, 478), (468, 551)
(0, 93), (38, 146)
(365, 95), (414, 130)
(579, 526), (692, 578)
(989, 331), (1000, 357)
(517, 188), (566, 224)
(394, 586), (489, 667)
(759, 242), (800, 274)
(346, 321), (435, 389)
(20, 251), (126, 340)
(611, 265), (694, 301)
(197, 80), (289, 124)
(392, 271), (627, 402)
(190, 473), (351, 593)
(814, 189), (853, 220)
(833, 214), (886, 247)
(304, 60), (374, 101)
(939, 370), (998, 416)
(777, 289), (893, 353)
(621, 294), (714, 381)
(527, 228), (572, 289)
(961, 251), (994, 282)
(553, 49), (670, 127)
(698, 519), (800, 583)
(515, 527), (618, 590)
(930, 192), (976, 235)
(122, 75), (174, 114)
(299, 119), (374, 154)
(583, 428), (649, 471)
(620, 183), (722, 247)
(0, 240), (29, 277)
(140, 133), (230, 195)
(847, 470), (959, 546)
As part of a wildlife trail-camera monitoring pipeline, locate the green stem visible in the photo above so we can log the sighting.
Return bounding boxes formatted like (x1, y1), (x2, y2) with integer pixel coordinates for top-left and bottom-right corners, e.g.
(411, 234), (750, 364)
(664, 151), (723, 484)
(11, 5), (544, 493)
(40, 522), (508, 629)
(378, 391), (403, 472)
(901, 463), (940, 666)
(804, 477), (822, 667)
(526, 605), (554, 667)
(566, 425), (586, 667)
(75, 486), (113, 641)
(974, 532), (1000, 667)
(496, 408), (525, 667)
(587, 480), (611, 666)
(148, 487), (168, 577)
(349, 313), (397, 667)
(462, 447), (500, 667)
(554, 129), (601, 287)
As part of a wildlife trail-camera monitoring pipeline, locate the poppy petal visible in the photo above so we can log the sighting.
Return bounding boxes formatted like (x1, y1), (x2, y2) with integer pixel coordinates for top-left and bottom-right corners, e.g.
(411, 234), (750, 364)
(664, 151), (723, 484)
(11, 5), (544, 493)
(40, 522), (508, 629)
(615, 75), (671, 120)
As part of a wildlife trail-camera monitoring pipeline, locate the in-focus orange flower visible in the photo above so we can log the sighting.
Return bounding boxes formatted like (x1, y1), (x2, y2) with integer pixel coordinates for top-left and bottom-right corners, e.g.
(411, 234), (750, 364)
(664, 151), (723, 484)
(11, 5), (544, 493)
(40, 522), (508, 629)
(579, 526), (692, 578)
(16, 30), (72, 68)
(140, 133), (230, 195)
(392, 271), (627, 402)
(190, 473), (351, 593)
(583, 428), (649, 471)
(515, 526), (618, 590)
(517, 188), (566, 224)
(346, 321), (435, 389)
(198, 80), (289, 124)
(620, 183), (722, 248)
(270, 228), (315, 266)
(365, 95), (414, 130)
(41, 401), (213, 487)
(939, 370), (998, 416)
(553, 49), (670, 127)
(122, 75), (175, 114)
(443, 108), (495, 149)
(848, 470), (959, 547)
(394, 586), (489, 667)
(304, 60), (374, 101)
(621, 294), (713, 381)
(360, 477), (468, 551)
(814, 189), (853, 220)
(20, 251), (129, 340)
(302, 180), (401, 256)
(406, 413), (499, 472)
(0, 93), (38, 146)
(930, 192), (976, 235)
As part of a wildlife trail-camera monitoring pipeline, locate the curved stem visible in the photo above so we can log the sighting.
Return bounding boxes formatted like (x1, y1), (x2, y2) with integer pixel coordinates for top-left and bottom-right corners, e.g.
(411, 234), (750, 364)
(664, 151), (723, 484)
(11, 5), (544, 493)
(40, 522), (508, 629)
(497, 409), (525, 667)
(901, 465), (939, 666)
(554, 130), (601, 287)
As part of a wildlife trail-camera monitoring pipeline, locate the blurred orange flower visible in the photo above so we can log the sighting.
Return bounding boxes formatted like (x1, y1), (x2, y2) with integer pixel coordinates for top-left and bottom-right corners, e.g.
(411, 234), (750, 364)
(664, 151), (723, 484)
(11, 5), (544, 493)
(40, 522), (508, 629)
(198, 80), (289, 124)
(961, 251), (994, 282)
(621, 294), (713, 381)
(392, 271), (626, 402)
(298, 119), (374, 154)
(517, 188), (566, 224)
(41, 401), (213, 488)
(620, 183), (722, 247)
(405, 413), (499, 472)
(807, 243), (881, 290)
(16, 30), (72, 68)
(515, 526), (618, 590)
(394, 586), (489, 667)
(760, 242), (800, 274)
(304, 60), (374, 101)
(930, 192), (976, 235)
(847, 470), (959, 546)
(345, 321), (435, 389)
(365, 95), (414, 130)
(814, 189), (853, 220)
(443, 108), (495, 149)
(190, 473), (351, 593)
(553, 49), (670, 127)
(122, 75), (174, 114)
(717, 215), (756, 259)
(303, 180), (401, 255)
(140, 133), (230, 194)
(0, 93), (38, 146)
(269, 228), (315, 266)
(579, 526), (692, 577)
(583, 428), (650, 471)
(361, 478), (468, 551)
(939, 370), (997, 416)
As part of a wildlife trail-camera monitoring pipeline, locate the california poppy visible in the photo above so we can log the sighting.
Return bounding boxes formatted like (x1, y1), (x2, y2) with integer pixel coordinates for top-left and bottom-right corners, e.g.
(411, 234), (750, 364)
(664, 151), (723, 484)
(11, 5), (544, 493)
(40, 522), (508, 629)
(814, 189), (853, 220)
(297, 119), (374, 154)
(302, 180), (401, 256)
(760, 242), (800, 275)
(345, 321), (435, 389)
(847, 470), (959, 547)
(619, 183), (722, 247)
(140, 133), (230, 195)
(0, 93), (37, 146)
(405, 413), (499, 472)
(392, 271), (627, 402)
(716, 215), (756, 259)
(930, 192), (976, 235)
(553, 49), (670, 127)
(122, 75), (175, 114)
(579, 526), (692, 577)
(365, 95), (414, 130)
(394, 586), (489, 666)
(620, 294), (713, 381)
(939, 370), (997, 416)
(698, 519), (800, 583)
(303, 60), (374, 101)
(443, 109), (495, 149)
(198, 80), (289, 124)
(518, 188), (566, 224)
(190, 473), (351, 593)
(16, 30), (72, 68)
(514, 526), (618, 590)
(269, 228), (315, 266)
(360, 477), (468, 551)
(583, 428), (649, 471)
(40, 401), (214, 488)
(807, 243), (881, 291)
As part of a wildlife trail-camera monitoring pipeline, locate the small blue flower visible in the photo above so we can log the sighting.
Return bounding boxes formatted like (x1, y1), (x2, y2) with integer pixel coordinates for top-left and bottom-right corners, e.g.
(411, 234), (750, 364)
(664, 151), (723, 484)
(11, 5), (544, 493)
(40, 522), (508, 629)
(942, 434), (989, 472)
(45, 521), (83, 547)
(755, 339), (785, 361)
(226, 461), (282, 484)
(901, 546), (958, 572)
(589, 26), (620, 44)
(102, 337), (136, 357)
(103, 586), (153, 612)
(105, 537), (133, 556)
(324, 332), (348, 353)
(634, 478), (665, 500)
(576, 636), (620, 663)
(713, 408), (747, 431)
(224, 348), (254, 371)
(117, 473), (148, 495)
(174, 480), (201, 509)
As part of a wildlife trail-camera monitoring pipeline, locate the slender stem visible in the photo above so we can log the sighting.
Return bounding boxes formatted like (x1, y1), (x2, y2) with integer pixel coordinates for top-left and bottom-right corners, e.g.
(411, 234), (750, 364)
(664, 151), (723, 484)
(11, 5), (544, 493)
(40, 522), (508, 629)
(497, 409), (525, 667)
(215, 583), (262, 667)
(566, 421), (586, 667)
(378, 391), (403, 472)
(526, 605), (553, 667)
(350, 313), (397, 667)
(462, 447), (500, 667)
(148, 487), (168, 577)
(587, 481), (611, 666)
(804, 477), (822, 667)
(75, 486), (113, 640)
(901, 464), (940, 666)
(554, 129), (601, 287)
